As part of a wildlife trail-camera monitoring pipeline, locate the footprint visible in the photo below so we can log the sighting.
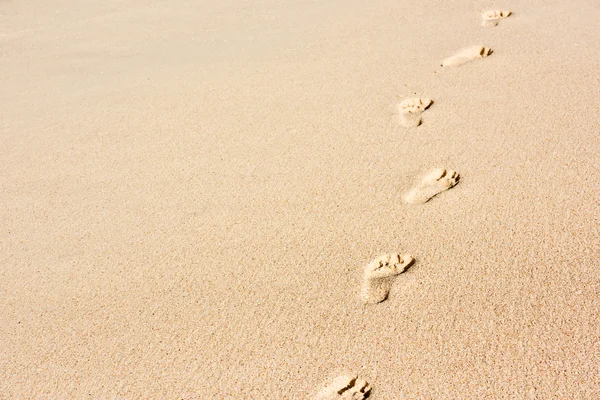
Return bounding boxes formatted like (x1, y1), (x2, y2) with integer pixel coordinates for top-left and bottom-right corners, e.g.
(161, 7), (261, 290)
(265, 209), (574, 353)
(481, 10), (511, 27)
(398, 98), (433, 114)
(403, 168), (460, 204)
(397, 98), (433, 128)
(314, 375), (371, 400)
(361, 253), (414, 304)
(441, 46), (492, 67)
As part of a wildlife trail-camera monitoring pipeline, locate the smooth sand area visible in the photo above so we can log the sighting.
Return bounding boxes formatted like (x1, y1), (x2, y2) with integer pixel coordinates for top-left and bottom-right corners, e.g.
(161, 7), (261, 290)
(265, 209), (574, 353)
(1, 0), (599, 398)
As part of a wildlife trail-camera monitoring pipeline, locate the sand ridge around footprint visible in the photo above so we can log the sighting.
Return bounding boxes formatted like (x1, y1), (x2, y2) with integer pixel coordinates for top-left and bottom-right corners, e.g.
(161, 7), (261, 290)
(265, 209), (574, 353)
(361, 253), (414, 304)
(481, 10), (511, 27)
(314, 375), (371, 400)
(441, 46), (492, 67)
(403, 168), (459, 204)
(397, 97), (433, 128)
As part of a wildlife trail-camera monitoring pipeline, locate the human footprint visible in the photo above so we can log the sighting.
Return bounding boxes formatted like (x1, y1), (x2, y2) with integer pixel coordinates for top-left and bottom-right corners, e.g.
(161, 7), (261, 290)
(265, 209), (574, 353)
(314, 375), (371, 400)
(397, 97), (433, 128)
(361, 253), (414, 304)
(403, 168), (459, 204)
(481, 10), (511, 27)
(441, 46), (492, 67)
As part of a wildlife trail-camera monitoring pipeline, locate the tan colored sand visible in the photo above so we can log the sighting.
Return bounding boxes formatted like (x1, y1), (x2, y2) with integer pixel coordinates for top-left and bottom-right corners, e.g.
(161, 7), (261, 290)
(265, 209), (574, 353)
(1, 0), (599, 398)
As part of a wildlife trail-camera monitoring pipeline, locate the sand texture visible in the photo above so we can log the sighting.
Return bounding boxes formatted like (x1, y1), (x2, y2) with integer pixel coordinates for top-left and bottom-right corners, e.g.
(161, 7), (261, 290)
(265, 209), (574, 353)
(1, 0), (600, 398)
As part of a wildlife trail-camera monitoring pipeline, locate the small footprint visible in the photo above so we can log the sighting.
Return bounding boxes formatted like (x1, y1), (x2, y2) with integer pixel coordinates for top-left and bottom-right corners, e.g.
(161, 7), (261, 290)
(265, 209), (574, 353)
(481, 10), (511, 27)
(397, 97), (433, 128)
(403, 168), (459, 204)
(314, 375), (371, 400)
(441, 46), (492, 67)
(361, 253), (414, 304)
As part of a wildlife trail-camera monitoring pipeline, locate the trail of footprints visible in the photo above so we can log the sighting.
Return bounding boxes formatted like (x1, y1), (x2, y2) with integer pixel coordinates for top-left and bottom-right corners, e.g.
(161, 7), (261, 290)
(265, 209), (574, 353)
(312, 8), (512, 399)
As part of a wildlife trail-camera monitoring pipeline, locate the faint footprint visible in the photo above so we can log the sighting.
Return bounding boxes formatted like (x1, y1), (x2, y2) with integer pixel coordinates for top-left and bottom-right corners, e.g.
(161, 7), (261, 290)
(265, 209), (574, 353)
(314, 375), (371, 400)
(404, 168), (460, 204)
(441, 46), (492, 67)
(397, 97), (433, 128)
(361, 253), (414, 304)
(481, 10), (511, 27)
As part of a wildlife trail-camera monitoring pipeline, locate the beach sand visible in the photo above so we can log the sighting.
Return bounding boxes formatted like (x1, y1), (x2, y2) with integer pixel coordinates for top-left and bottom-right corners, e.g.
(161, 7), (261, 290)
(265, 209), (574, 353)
(1, 0), (599, 398)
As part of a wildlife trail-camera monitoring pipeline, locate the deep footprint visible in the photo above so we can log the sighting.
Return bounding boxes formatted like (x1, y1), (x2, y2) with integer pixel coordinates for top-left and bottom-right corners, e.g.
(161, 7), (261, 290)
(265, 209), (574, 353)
(481, 10), (511, 27)
(404, 168), (460, 204)
(361, 253), (414, 304)
(397, 98), (433, 128)
(314, 375), (371, 400)
(441, 46), (492, 67)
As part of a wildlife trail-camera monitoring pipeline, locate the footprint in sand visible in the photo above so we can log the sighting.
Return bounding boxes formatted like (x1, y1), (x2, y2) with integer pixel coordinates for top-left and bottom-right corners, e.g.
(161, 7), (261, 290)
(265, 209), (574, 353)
(314, 375), (371, 400)
(398, 97), (433, 128)
(403, 168), (460, 204)
(361, 253), (414, 304)
(481, 10), (511, 27)
(441, 46), (492, 67)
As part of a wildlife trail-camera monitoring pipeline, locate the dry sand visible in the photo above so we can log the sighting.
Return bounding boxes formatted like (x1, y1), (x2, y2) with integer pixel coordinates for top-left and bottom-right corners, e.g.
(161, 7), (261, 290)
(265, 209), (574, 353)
(1, 0), (599, 398)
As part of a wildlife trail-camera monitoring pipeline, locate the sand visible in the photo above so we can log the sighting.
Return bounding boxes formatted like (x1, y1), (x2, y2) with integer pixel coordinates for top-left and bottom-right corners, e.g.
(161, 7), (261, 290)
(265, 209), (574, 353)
(1, 0), (599, 398)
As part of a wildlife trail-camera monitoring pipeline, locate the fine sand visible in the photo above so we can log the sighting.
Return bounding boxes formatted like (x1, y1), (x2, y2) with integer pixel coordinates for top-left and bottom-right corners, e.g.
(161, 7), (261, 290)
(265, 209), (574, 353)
(1, 0), (600, 398)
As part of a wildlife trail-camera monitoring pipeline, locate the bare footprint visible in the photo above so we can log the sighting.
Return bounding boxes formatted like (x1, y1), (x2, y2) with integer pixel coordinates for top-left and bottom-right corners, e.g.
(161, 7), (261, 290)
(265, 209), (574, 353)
(397, 97), (433, 128)
(481, 10), (511, 27)
(441, 46), (492, 67)
(314, 375), (371, 400)
(398, 98), (433, 114)
(403, 168), (459, 204)
(361, 253), (414, 304)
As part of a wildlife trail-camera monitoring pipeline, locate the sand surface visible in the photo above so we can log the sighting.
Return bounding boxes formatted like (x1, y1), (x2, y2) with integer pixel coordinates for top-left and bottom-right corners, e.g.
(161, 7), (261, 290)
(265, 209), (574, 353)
(1, 0), (599, 398)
